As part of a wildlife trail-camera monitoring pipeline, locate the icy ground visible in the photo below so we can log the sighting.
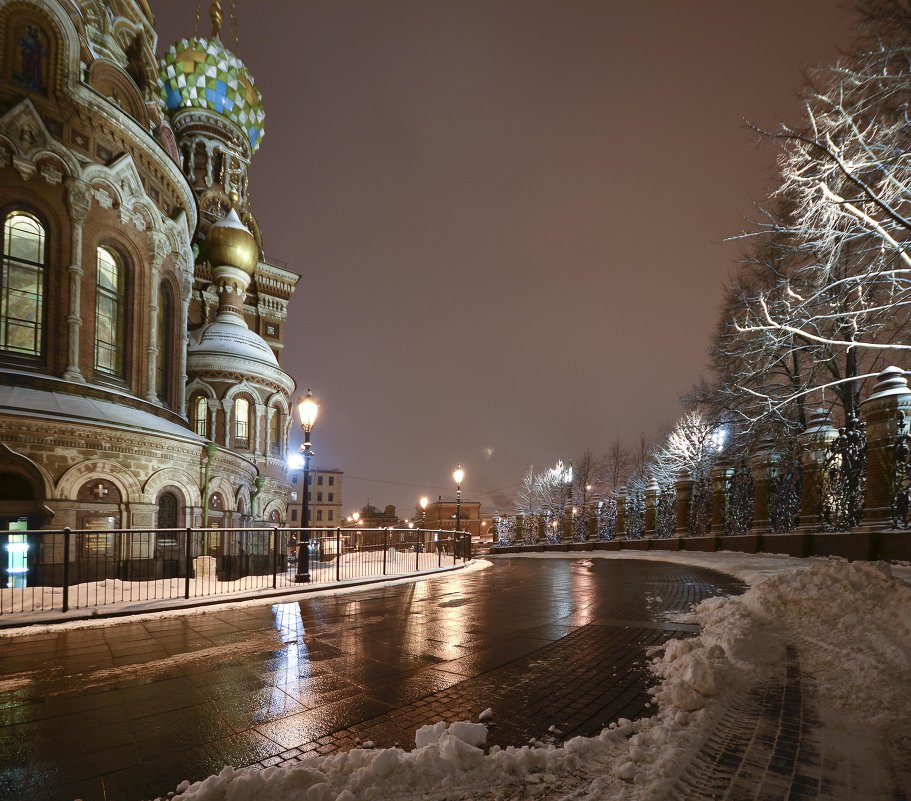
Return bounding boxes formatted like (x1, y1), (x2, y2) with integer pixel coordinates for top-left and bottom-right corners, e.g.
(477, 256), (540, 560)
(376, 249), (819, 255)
(140, 552), (911, 801)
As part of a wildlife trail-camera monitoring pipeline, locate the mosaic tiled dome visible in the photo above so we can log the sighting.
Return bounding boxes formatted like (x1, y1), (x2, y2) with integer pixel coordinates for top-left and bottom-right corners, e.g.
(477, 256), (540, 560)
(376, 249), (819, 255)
(159, 37), (265, 152)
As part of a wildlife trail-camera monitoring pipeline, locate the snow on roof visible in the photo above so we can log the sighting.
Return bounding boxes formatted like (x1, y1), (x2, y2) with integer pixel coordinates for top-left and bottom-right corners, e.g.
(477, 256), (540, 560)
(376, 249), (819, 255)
(0, 384), (202, 442)
(188, 320), (279, 367)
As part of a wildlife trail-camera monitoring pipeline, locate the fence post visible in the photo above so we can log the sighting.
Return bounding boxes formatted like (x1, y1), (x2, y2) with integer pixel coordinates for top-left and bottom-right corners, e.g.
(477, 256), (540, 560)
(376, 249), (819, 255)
(645, 478), (660, 537)
(415, 531), (419, 572)
(272, 527), (279, 589)
(184, 526), (192, 599)
(464, 531), (470, 562)
(383, 529), (388, 575)
(438, 531), (442, 567)
(336, 528), (341, 582)
(860, 367), (911, 529)
(62, 527), (71, 613)
(674, 469), (694, 535)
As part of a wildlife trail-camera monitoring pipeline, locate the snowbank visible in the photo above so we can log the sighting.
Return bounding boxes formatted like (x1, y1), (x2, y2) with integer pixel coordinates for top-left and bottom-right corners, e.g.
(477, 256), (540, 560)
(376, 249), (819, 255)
(149, 559), (910, 801)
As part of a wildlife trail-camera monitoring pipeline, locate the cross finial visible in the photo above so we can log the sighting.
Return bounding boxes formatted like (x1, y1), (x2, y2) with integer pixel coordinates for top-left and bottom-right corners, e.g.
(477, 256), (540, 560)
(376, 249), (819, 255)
(210, 1), (223, 37)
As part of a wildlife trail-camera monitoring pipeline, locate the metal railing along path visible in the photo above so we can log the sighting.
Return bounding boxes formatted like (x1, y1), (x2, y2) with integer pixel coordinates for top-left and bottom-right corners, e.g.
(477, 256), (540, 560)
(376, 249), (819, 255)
(0, 526), (471, 619)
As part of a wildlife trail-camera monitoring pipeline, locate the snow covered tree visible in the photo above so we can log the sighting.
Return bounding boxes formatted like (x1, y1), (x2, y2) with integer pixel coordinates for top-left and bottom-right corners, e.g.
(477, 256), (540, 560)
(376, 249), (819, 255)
(727, 26), (911, 422)
(652, 411), (725, 535)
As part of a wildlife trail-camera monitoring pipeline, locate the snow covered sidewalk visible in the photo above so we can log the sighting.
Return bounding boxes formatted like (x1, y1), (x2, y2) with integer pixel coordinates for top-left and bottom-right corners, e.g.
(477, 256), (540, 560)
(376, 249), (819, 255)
(150, 553), (911, 801)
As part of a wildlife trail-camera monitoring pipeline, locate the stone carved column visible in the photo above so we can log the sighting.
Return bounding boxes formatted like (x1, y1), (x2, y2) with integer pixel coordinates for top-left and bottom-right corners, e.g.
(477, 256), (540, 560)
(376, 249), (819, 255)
(750, 438), (775, 533)
(860, 367), (911, 529)
(63, 179), (92, 382)
(798, 408), (838, 531)
(207, 398), (218, 441)
(674, 469), (694, 535)
(710, 459), (732, 534)
(177, 271), (192, 416)
(145, 233), (168, 404)
(254, 402), (266, 457)
(644, 477), (660, 537)
(222, 398), (233, 447)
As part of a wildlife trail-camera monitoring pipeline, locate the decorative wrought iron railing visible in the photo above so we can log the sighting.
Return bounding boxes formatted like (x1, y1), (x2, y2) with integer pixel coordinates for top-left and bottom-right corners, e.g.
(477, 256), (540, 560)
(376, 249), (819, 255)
(625, 487), (646, 539)
(0, 526), (471, 619)
(572, 506), (591, 542)
(769, 445), (803, 534)
(654, 484), (676, 538)
(688, 474), (712, 536)
(821, 413), (867, 532)
(892, 411), (911, 529)
(724, 459), (754, 536)
(596, 496), (617, 541)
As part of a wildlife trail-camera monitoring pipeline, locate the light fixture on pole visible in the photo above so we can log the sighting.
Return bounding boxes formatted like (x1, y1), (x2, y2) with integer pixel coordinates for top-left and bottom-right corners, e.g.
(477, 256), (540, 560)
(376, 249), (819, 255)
(294, 388), (319, 583)
(453, 465), (464, 532)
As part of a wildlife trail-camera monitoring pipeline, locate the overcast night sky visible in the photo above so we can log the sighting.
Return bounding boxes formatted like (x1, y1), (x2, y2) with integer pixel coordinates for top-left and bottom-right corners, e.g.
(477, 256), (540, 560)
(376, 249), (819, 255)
(151, 1), (856, 516)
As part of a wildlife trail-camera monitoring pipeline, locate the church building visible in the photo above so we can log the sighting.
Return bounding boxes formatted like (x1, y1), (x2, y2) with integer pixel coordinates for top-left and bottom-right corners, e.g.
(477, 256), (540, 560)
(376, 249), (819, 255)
(0, 0), (300, 581)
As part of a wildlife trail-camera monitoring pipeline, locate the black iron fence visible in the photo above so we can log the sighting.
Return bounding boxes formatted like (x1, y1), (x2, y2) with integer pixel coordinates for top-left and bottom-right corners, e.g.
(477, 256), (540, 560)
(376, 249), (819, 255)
(0, 526), (471, 618)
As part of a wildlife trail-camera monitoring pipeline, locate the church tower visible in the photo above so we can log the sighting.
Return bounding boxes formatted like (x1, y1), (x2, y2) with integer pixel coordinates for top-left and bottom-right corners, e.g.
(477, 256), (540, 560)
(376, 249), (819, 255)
(159, 2), (299, 522)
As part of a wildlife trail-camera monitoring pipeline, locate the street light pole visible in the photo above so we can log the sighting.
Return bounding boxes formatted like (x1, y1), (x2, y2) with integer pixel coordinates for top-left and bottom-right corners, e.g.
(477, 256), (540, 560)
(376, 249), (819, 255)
(294, 389), (319, 583)
(453, 464), (464, 533)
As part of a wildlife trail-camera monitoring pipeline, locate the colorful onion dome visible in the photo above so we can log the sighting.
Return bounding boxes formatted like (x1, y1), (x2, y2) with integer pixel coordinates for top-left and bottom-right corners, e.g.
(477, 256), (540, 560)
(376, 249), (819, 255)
(159, 35), (265, 153)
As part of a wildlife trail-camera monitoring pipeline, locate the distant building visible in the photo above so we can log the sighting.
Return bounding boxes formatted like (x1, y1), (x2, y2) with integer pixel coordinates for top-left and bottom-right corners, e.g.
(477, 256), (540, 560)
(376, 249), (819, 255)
(355, 502), (401, 528)
(419, 499), (482, 539)
(287, 468), (343, 527)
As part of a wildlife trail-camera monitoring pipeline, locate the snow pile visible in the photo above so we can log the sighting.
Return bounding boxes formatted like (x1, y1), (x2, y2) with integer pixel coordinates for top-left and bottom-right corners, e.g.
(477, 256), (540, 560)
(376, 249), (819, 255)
(151, 560), (910, 801)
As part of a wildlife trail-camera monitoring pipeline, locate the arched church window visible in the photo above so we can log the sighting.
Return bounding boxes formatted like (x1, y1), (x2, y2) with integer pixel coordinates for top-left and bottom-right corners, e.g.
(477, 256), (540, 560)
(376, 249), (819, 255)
(194, 396), (209, 437)
(1, 211), (46, 357)
(269, 407), (281, 455)
(234, 397), (250, 448)
(156, 282), (174, 406)
(94, 246), (126, 376)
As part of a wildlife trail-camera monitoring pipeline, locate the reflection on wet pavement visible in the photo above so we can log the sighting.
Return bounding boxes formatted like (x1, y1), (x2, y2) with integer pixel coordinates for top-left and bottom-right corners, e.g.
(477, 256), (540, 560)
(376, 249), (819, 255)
(0, 558), (744, 801)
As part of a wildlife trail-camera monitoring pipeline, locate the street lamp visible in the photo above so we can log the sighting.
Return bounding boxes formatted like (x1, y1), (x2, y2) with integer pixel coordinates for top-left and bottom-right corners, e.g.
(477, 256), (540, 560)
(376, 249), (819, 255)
(420, 495), (429, 555)
(294, 388), (319, 583)
(453, 465), (464, 532)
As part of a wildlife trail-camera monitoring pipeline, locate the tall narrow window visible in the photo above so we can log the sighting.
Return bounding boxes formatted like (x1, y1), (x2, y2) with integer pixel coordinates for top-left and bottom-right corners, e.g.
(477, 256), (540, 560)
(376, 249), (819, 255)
(95, 246), (124, 375)
(269, 409), (280, 455)
(1, 211), (45, 356)
(156, 283), (174, 405)
(234, 397), (250, 447)
(194, 396), (208, 437)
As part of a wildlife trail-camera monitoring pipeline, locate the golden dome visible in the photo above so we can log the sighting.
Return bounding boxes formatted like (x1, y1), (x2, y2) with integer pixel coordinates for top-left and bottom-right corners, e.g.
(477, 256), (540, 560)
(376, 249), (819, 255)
(205, 208), (258, 274)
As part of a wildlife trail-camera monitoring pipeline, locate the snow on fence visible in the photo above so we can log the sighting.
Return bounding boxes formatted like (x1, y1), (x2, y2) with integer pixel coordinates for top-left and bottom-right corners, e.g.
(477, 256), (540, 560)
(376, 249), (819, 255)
(0, 526), (470, 618)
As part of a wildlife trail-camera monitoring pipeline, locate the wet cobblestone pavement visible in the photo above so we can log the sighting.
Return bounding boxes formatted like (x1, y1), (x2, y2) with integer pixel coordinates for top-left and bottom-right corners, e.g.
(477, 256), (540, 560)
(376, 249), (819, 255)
(0, 558), (744, 801)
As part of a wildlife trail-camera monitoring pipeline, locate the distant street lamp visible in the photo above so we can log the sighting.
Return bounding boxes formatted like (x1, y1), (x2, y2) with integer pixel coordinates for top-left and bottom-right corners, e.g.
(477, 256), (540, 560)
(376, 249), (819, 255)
(453, 465), (464, 532)
(294, 389), (319, 583)
(420, 496), (428, 529)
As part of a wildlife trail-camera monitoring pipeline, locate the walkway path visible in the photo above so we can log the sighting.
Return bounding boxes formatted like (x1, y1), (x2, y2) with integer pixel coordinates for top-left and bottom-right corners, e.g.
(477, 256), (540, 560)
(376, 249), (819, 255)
(0, 558), (741, 801)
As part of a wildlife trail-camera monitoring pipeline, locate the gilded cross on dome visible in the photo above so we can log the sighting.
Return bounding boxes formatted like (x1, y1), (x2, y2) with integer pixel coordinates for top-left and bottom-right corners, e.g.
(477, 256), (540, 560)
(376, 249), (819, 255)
(210, 1), (223, 38)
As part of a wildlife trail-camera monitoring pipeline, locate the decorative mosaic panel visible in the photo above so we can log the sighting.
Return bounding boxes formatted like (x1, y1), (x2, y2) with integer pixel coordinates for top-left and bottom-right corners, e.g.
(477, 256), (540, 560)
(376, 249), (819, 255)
(159, 37), (265, 152)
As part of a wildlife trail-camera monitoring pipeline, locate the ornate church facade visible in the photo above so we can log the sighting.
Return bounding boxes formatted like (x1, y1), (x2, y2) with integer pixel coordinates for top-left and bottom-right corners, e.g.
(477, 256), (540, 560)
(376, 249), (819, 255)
(0, 0), (299, 558)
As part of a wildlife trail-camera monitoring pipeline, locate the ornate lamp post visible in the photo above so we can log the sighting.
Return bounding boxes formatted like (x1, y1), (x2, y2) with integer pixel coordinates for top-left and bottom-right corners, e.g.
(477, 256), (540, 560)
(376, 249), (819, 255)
(294, 389), (319, 583)
(453, 465), (464, 532)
